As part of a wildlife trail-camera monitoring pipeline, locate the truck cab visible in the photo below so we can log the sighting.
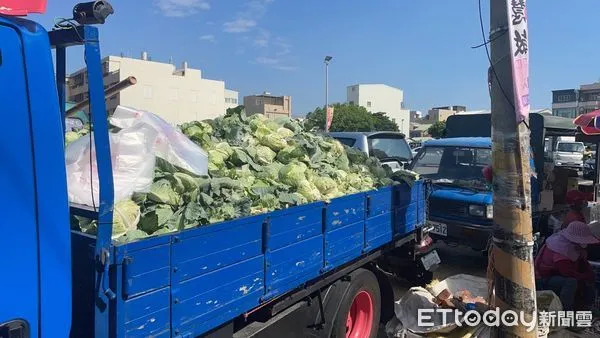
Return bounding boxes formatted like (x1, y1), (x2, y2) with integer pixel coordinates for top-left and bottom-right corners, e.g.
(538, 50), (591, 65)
(416, 112), (578, 250)
(409, 138), (493, 250)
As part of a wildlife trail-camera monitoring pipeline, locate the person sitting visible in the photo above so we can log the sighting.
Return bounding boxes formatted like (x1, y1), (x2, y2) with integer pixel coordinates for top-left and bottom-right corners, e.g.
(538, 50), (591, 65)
(561, 191), (587, 229)
(535, 221), (599, 311)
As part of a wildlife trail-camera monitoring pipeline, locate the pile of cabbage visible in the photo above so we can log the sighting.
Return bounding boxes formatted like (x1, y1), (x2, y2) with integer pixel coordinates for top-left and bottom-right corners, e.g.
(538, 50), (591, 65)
(73, 110), (419, 243)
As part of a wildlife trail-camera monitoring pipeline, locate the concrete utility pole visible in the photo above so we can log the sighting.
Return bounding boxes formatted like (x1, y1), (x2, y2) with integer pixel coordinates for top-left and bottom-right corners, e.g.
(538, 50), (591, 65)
(488, 0), (537, 337)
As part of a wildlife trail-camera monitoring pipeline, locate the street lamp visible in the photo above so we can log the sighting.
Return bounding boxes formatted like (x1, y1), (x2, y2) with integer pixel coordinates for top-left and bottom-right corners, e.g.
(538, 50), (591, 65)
(324, 56), (333, 132)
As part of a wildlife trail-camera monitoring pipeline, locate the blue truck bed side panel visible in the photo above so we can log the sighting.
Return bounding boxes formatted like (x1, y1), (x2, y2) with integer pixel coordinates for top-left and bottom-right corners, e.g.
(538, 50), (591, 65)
(365, 187), (394, 251)
(395, 181), (425, 235)
(365, 212), (393, 251)
(173, 256), (264, 336)
(123, 287), (171, 337)
(69, 183), (428, 337)
(171, 215), (265, 337)
(121, 243), (171, 298)
(324, 192), (366, 270)
(264, 202), (324, 299)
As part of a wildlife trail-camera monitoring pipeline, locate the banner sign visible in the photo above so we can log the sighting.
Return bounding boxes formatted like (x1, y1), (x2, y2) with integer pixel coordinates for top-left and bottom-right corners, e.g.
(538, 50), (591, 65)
(326, 106), (334, 130)
(507, 0), (530, 122)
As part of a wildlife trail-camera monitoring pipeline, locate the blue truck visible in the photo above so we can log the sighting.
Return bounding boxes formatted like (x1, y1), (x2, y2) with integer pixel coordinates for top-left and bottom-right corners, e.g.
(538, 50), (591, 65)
(409, 112), (578, 251)
(0, 5), (436, 338)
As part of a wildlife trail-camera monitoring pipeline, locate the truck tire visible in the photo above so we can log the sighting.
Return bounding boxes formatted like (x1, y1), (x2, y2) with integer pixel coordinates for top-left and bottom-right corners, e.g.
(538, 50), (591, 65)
(330, 269), (381, 338)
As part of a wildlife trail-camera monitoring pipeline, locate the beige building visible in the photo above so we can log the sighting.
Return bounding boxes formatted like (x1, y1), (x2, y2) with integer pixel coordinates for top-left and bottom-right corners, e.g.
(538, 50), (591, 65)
(426, 105), (466, 123)
(243, 93), (292, 118)
(67, 53), (239, 124)
(346, 84), (411, 136)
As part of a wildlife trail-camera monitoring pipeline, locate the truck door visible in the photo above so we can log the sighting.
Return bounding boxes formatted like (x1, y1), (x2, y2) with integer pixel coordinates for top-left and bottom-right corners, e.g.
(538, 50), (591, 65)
(0, 22), (41, 338)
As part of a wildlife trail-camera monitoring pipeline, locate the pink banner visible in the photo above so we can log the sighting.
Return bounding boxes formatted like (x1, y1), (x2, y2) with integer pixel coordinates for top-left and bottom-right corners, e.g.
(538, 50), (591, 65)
(507, 0), (530, 122)
(326, 106), (334, 130)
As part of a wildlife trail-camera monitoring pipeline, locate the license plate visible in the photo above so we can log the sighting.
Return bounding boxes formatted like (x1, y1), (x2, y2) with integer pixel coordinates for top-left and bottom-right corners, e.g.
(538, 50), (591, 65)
(421, 250), (441, 271)
(430, 221), (447, 236)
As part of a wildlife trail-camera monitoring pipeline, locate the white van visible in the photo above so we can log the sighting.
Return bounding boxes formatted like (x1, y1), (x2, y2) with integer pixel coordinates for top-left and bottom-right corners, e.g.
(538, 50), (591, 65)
(553, 137), (585, 169)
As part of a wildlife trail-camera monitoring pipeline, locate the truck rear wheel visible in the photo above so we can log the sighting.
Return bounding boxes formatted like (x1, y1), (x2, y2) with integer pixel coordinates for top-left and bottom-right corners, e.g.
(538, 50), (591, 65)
(331, 269), (381, 338)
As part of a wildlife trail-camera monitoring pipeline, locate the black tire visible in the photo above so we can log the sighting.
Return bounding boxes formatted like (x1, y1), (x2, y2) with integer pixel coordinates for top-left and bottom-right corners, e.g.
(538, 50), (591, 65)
(331, 269), (381, 338)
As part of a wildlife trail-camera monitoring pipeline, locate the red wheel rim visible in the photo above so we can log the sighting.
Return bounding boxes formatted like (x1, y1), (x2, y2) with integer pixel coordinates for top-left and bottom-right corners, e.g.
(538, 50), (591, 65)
(345, 290), (374, 338)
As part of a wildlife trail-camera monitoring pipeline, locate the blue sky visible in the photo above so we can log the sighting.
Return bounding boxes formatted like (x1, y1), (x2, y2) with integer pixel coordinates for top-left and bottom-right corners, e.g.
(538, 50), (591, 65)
(34, 0), (600, 116)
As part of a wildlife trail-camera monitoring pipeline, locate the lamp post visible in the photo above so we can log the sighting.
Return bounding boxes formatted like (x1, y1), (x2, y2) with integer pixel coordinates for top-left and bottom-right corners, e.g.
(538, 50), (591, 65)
(324, 55), (333, 132)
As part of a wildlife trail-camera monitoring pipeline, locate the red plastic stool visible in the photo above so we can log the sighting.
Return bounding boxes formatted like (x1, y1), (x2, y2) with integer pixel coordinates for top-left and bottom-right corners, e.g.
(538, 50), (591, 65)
(0, 0), (47, 15)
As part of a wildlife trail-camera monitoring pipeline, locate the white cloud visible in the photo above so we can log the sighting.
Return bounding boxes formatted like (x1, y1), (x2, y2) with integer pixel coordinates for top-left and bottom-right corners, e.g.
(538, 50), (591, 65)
(223, 0), (273, 33)
(256, 56), (279, 65)
(253, 29), (270, 47)
(155, 0), (210, 17)
(274, 38), (292, 56)
(223, 18), (257, 33)
(199, 34), (216, 43)
(255, 56), (296, 71)
(273, 65), (297, 71)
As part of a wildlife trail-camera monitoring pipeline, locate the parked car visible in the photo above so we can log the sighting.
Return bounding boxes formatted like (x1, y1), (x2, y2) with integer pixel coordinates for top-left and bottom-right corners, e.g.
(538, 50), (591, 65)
(327, 131), (413, 171)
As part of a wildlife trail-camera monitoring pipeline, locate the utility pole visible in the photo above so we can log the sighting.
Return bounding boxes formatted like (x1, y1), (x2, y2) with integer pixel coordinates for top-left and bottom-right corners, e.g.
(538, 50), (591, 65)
(488, 0), (537, 337)
(324, 55), (332, 132)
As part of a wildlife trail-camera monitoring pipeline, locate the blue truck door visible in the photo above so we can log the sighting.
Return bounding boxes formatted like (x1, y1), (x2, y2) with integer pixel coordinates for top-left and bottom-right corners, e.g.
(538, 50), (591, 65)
(0, 22), (41, 337)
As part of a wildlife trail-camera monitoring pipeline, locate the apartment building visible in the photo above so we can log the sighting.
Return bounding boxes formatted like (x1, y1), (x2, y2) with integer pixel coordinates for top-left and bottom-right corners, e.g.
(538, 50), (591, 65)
(346, 84), (411, 136)
(67, 53), (239, 124)
(243, 93), (292, 118)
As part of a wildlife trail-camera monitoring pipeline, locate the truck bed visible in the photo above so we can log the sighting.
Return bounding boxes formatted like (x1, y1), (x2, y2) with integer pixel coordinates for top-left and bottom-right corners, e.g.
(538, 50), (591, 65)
(70, 181), (427, 337)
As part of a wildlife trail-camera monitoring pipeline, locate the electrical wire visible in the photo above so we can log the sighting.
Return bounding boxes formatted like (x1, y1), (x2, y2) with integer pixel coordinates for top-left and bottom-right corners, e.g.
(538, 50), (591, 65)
(471, 29), (507, 49)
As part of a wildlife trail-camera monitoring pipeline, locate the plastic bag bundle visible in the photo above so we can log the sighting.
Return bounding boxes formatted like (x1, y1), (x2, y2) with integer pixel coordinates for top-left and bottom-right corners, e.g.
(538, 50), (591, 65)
(66, 106), (208, 206)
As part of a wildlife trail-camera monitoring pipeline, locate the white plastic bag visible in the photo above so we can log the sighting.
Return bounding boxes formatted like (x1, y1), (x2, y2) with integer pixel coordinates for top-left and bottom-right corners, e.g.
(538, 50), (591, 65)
(66, 105), (208, 206)
(110, 106), (208, 176)
(66, 129), (156, 206)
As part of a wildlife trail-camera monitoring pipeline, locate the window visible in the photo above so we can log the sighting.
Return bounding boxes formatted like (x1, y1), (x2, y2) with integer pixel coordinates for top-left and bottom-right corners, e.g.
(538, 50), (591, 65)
(557, 94), (572, 102)
(367, 136), (412, 161)
(367, 101), (372, 108)
(233, 98), (238, 104)
(557, 142), (584, 153)
(334, 137), (356, 147)
(143, 85), (153, 99)
(410, 146), (491, 189)
(352, 86), (356, 92)
(256, 99), (263, 105)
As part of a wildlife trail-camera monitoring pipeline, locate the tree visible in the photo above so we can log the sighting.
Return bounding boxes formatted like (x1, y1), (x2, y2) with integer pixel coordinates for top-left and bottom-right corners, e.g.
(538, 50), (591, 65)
(427, 121), (446, 138)
(226, 105), (244, 115)
(304, 103), (399, 132)
(372, 112), (399, 132)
